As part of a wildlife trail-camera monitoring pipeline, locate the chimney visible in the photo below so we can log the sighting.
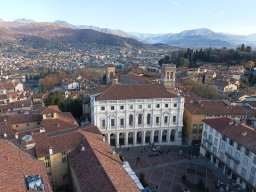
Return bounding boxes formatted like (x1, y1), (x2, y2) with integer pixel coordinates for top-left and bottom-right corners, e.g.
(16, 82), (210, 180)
(40, 127), (45, 133)
(242, 131), (247, 136)
(102, 137), (106, 142)
(112, 149), (116, 155)
(15, 133), (19, 139)
(4, 133), (7, 138)
(190, 100), (193, 104)
(229, 121), (233, 125)
(49, 147), (53, 155)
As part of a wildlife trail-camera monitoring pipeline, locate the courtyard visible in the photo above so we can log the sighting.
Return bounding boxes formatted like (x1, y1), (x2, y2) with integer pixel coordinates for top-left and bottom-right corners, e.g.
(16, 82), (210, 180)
(117, 146), (218, 192)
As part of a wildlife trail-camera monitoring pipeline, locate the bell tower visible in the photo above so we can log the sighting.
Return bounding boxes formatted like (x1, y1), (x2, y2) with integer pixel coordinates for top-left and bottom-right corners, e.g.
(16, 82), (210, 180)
(160, 64), (176, 89)
(105, 64), (116, 84)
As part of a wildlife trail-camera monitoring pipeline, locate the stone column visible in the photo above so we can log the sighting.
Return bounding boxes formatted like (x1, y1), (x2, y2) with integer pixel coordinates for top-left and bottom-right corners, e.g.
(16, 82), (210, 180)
(167, 129), (171, 143)
(159, 130), (163, 144)
(142, 131), (145, 145)
(116, 133), (119, 148)
(107, 133), (110, 145)
(150, 130), (154, 144)
(134, 131), (137, 146)
(125, 132), (128, 146)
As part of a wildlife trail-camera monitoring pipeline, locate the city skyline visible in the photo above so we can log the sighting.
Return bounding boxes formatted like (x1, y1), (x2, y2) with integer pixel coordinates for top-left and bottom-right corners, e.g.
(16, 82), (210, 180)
(0, 0), (255, 35)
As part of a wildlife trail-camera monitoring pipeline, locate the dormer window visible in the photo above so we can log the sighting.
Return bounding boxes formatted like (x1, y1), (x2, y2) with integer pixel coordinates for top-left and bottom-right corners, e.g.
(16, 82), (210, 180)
(46, 113), (54, 119)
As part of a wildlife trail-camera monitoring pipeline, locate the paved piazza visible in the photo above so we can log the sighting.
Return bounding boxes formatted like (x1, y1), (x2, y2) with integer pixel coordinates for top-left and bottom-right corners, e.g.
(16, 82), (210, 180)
(117, 146), (218, 192)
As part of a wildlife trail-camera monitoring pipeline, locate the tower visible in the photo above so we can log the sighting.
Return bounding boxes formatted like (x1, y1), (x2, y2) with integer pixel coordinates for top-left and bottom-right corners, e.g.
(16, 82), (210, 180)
(160, 64), (176, 89)
(105, 64), (116, 84)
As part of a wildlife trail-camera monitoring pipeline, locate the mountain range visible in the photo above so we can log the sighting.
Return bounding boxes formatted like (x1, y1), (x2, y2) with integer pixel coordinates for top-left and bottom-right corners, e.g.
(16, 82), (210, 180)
(0, 18), (255, 49)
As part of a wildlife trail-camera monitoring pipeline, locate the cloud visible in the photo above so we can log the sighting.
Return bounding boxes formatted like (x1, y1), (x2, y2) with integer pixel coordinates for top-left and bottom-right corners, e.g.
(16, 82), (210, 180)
(172, 0), (181, 8)
(213, 10), (225, 16)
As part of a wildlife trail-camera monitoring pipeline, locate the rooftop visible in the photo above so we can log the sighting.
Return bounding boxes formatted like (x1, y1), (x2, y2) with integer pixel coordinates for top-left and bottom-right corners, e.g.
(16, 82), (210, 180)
(0, 139), (52, 192)
(203, 117), (256, 153)
(96, 84), (177, 101)
(69, 130), (140, 192)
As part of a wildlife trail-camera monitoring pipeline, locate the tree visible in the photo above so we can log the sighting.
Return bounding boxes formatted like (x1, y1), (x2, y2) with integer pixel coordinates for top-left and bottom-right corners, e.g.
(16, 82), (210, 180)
(44, 91), (65, 107)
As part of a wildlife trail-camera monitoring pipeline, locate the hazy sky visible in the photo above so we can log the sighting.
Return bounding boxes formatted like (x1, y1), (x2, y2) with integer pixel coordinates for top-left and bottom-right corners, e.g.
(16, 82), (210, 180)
(0, 0), (255, 35)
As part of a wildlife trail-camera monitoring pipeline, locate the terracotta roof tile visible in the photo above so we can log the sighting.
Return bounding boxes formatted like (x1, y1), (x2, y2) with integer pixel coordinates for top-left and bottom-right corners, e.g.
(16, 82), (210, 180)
(96, 84), (177, 101)
(0, 139), (52, 192)
(203, 118), (256, 153)
(69, 130), (140, 192)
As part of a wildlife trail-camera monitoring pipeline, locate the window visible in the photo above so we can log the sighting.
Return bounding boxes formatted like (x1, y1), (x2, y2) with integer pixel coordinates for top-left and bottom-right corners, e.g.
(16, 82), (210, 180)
(138, 114), (142, 125)
(101, 119), (106, 128)
(243, 157), (248, 166)
(62, 152), (66, 155)
(120, 106), (124, 110)
(203, 131), (207, 138)
(221, 142), (225, 150)
(45, 162), (51, 168)
(164, 116), (168, 124)
(241, 168), (246, 177)
(155, 116), (160, 124)
(16, 124), (19, 128)
(63, 175), (68, 180)
(235, 152), (240, 160)
(111, 119), (115, 127)
(26, 123), (29, 127)
(214, 138), (218, 145)
(172, 116), (176, 123)
(148, 104), (151, 109)
(249, 175), (254, 185)
(111, 106), (115, 110)
(245, 149), (250, 157)
(229, 139), (234, 146)
(147, 114), (151, 125)
(251, 167), (256, 175)
(170, 72), (174, 80)
(228, 147), (232, 154)
(174, 103), (177, 108)
(165, 104), (168, 108)
(62, 157), (66, 163)
(215, 131), (219, 137)
(138, 105), (142, 109)
(192, 124), (198, 133)
(48, 172), (51, 176)
(101, 106), (105, 111)
(156, 104), (160, 108)
(130, 105), (133, 110)
(129, 115), (133, 126)
(222, 135), (227, 142)
(37, 122), (41, 126)
(120, 118), (124, 126)
(45, 156), (50, 160)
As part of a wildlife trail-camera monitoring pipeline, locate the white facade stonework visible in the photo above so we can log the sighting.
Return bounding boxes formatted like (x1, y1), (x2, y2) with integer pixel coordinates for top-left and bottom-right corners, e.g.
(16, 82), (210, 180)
(200, 118), (256, 191)
(90, 85), (184, 147)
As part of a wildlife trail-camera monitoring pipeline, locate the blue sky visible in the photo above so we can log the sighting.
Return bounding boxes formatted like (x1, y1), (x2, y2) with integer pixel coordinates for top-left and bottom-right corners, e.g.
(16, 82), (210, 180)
(0, 0), (255, 35)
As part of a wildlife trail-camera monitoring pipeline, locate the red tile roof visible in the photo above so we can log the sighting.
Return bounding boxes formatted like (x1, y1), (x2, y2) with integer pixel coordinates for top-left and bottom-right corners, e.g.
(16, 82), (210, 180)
(69, 130), (140, 192)
(96, 84), (177, 101)
(0, 139), (52, 192)
(202, 118), (256, 153)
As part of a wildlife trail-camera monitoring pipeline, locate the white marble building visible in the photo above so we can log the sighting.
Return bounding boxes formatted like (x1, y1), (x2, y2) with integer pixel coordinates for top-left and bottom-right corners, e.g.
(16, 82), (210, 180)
(90, 84), (184, 147)
(200, 117), (256, 191)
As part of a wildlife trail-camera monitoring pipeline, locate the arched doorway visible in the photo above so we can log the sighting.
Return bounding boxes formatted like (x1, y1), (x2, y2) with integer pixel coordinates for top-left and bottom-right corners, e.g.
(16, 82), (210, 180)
(162, 130), (167, 142)
(154, 130), (159, 143)
(145, 131), (151, 144)
(137, 132), (142, 144)
(170, 130), (175, 141)
(128, 132), (133, 145)
(119, 133), (125, 146)
(110, 133), (116, 146)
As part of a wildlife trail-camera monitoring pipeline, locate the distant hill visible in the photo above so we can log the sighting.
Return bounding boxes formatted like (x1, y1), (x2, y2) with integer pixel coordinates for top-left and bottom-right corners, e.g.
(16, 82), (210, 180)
(0, 21), (172, 51)
(130, 28), (256, 48)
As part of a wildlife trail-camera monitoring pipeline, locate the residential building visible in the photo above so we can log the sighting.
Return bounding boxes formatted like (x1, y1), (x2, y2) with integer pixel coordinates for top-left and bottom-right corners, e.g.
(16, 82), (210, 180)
(183, 94), (255, 145)
(0, 139), (52, 191)
(91, 84), (184, 147)
(61, 80), (79, 90)
(200, 117), (256, 191)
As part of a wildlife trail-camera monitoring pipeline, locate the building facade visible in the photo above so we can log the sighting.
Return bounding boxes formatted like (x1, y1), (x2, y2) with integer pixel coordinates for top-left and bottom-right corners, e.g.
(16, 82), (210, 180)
(200, 118), (256, 191)
(91, 84), (184, 147)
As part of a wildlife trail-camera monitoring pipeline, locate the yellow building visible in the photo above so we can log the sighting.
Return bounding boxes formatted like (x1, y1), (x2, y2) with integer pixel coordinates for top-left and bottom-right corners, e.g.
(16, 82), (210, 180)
(183, 94), (255, 145)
